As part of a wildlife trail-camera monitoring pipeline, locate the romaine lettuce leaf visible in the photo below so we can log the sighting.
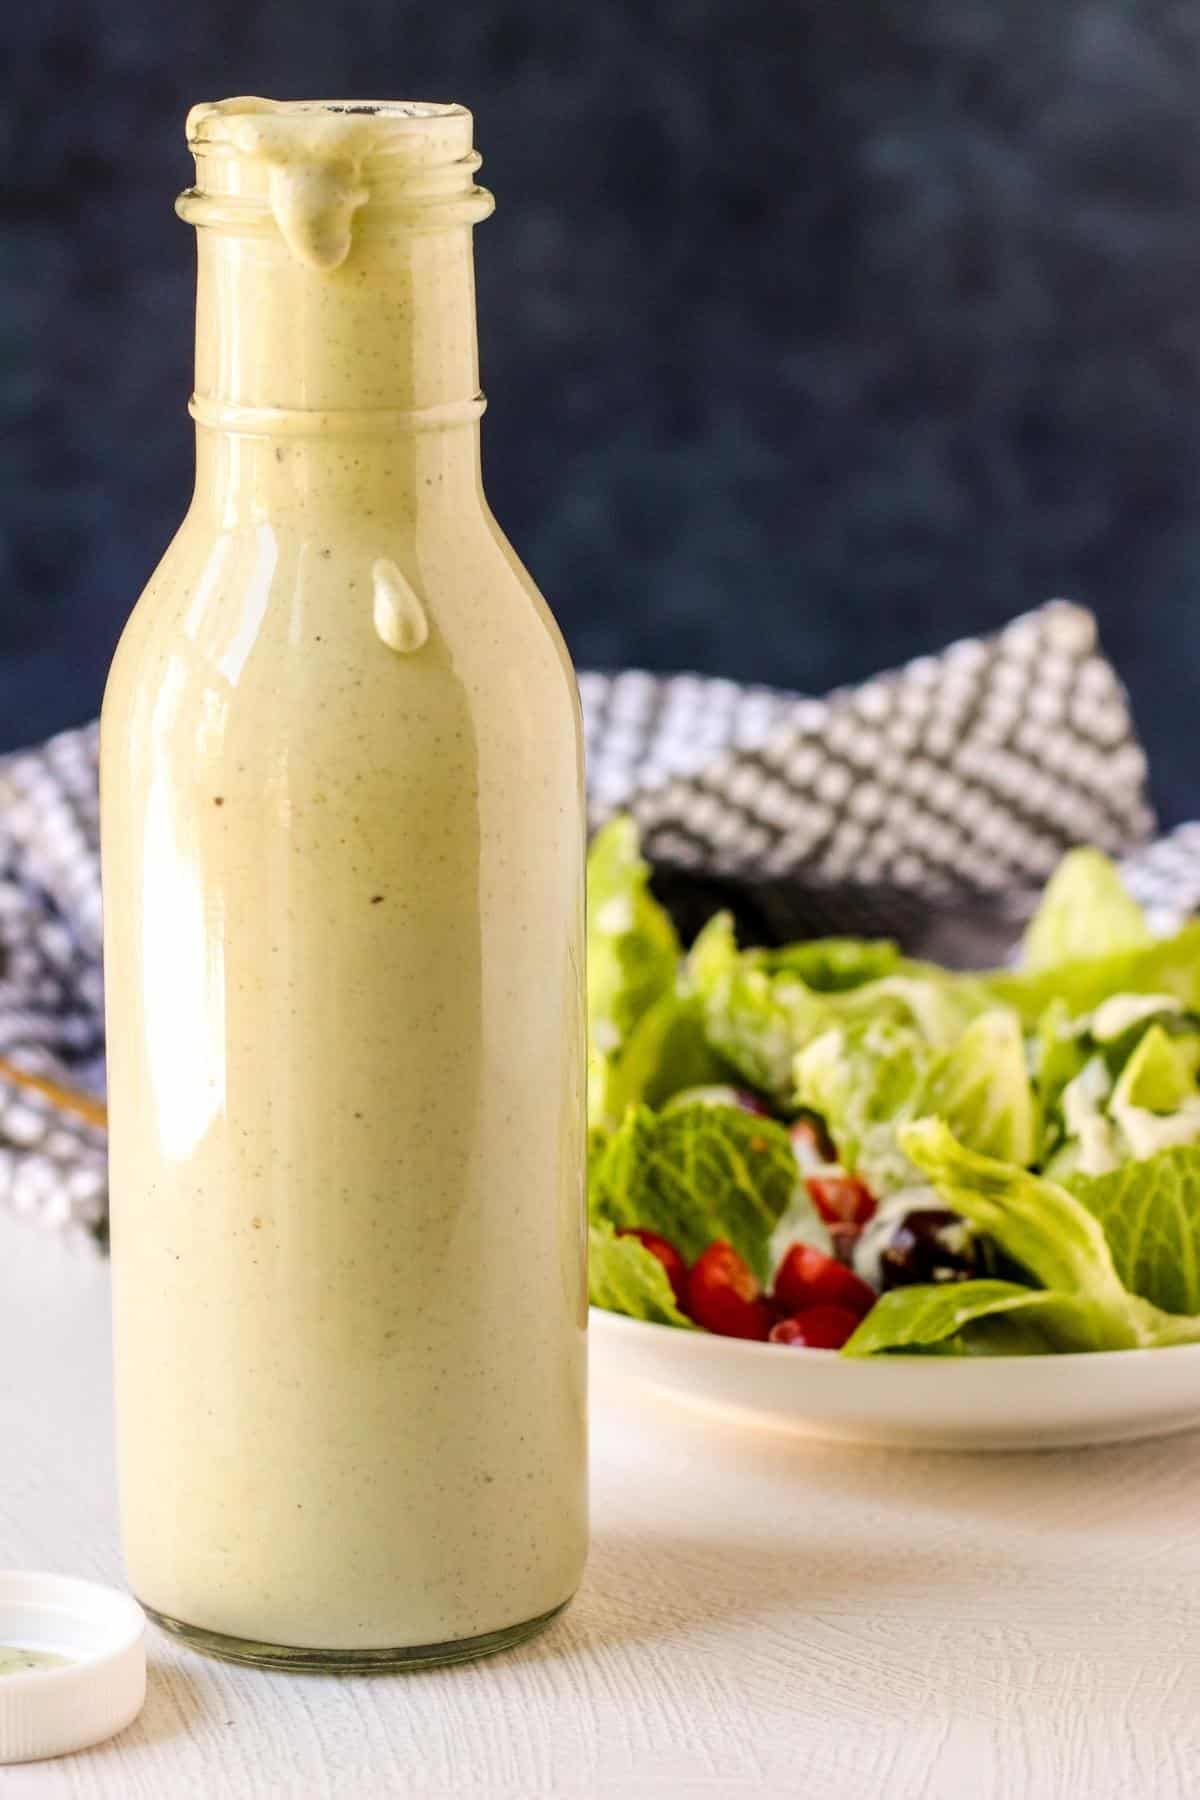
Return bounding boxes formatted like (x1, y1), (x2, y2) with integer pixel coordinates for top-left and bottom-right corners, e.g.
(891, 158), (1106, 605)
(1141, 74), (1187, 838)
(691, 909), (990, 1109)
(588, 1220), (694, 1327)
(842, 1279), (1111, 1357)
(919, 1009), (1038, 1166)
(1036, 1005), (1200, 1177)
(897, 1117), (1200, 1348)
(600, 991), (731, 1127)
(1031, 997), (1086, 1117)
(1107, 1030), (1200, 1162)
(1067, 1146), (1200, 1317)
(900, 1117), (1133, 1310)
(688, 913), (834, 1098)
(845, 1130), (1200, 1355)
(1111, 1020), (1197, 1110)
(586, 817), (682, 1128)
(1091, 993), (1189, 1047)
(793, 1017), (927, 1194)
(892, 1120), (1200, 1350)
(986, 923), (1200, 1027)
(794, 1006), (1035, 1193)
(1020, 847), (1153, 973)
(761, 938), (902, 991)
(835, 973), (987, 1049)
(589, 1100), (798, 1280)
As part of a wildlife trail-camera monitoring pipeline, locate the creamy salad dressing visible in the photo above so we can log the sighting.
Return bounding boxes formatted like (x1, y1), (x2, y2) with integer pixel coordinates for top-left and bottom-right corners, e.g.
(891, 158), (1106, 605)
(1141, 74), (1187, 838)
(0, 1649), (71, 1675)
(184, 99), (426, 271)
(103, 100), (587, 1660)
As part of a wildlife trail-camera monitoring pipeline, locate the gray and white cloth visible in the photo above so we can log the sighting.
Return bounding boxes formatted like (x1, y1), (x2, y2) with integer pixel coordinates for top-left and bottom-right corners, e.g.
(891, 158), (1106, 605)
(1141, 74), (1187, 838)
(1, 599), (1196, 1239)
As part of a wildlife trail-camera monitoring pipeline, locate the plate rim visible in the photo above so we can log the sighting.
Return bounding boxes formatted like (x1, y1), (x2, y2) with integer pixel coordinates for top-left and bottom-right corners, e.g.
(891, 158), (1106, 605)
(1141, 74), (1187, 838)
(588, 1303), (1200, 1369)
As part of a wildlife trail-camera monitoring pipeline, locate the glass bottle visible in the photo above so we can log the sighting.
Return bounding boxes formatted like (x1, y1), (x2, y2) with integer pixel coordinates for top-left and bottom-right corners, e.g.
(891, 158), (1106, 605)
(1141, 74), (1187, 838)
(100, 98), (588, 1671)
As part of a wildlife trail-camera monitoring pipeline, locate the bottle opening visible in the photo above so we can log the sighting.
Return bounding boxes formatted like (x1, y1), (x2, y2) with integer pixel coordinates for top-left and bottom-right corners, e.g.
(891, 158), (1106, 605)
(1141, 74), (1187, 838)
(180, 96), (491, 270)
(194, 98), (468, 123)
(186, 96), (472, 148)
(318, 101), (467, 120)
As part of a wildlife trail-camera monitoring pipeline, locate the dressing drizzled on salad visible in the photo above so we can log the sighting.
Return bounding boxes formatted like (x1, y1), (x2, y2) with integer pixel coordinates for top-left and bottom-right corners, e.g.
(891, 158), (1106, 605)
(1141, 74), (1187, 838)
(587, 822), (1200, 1356)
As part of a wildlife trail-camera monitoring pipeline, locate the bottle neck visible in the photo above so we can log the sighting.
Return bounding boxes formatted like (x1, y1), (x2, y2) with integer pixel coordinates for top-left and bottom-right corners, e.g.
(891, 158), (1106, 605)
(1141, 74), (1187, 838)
(190, 225), (486, 520)
(180, 99), (494, 522)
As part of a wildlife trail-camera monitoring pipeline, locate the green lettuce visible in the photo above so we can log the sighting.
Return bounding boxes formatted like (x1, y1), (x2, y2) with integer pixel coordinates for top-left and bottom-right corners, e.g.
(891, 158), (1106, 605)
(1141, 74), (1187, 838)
(1020, 847), (1153, 973)
(987, 838), (1193, 1036)
(761, 938), (903, 991)
(586, 817), (682, 1129)
(843, 1280), (1108, 1357)
(902, 1118), (1135, 1309)
(919, 1008), (1038, 1166)
(600, 991), (732, 1126)
(1107, 1025), (1200, 1160)
(588, 1220), (694, 1327)
(1068, 1147), (1200, 1317)
(847, 1126), (1200, 1356)
(587, 816), (679, 1042)
(690, 910), (989, 1107)
(793, 1016), (927, 1194)
(794, 1006), (1036, 1195)
(1111, 1022), (1194, 1114)
(1091, 993), (1196, 1059)
(1037, 1001), (1200, 1177)
(1030, 999), (1088, 1134)
(589, 1100), (798, 1281)
(986, 923), (1200, 1027)
(897, 1119), (1200, 1349)
(688, 913), (833, 1099)
(834, 973), (988, 1048)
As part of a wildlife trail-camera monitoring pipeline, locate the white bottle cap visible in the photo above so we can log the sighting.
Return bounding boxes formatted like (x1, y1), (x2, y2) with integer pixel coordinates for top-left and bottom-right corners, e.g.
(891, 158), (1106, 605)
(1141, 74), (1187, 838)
(0, 1572), (146, 1763)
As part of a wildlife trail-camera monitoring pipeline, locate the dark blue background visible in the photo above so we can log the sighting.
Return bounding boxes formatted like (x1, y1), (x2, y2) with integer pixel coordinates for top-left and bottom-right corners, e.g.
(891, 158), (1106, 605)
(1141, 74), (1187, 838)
(4, 1), (1199, 819)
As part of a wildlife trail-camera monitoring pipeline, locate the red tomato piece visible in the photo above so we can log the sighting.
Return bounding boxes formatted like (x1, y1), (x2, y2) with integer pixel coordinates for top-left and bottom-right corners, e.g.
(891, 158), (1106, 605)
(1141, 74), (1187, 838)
(773, 1242), (876, 1318)
(769, 1304), (862, 1350)
(686, 1240), (773, 1341)
(617, 1228), (689, 1307)
(805, 1172), (876, 1228)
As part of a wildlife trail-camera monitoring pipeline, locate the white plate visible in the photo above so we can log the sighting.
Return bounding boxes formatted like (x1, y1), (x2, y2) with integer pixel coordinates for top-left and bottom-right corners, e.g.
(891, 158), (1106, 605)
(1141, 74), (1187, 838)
(590, 1307), (1200, 1450)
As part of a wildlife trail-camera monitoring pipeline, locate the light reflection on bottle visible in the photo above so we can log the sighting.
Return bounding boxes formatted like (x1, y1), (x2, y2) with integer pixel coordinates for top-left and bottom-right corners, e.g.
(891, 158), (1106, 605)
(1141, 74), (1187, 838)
(140, 660), (228, 1162)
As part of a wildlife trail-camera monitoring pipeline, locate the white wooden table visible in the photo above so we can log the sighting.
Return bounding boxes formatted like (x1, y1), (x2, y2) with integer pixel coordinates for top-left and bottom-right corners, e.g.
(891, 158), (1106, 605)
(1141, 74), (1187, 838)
(3, 1210), (1200, 1800)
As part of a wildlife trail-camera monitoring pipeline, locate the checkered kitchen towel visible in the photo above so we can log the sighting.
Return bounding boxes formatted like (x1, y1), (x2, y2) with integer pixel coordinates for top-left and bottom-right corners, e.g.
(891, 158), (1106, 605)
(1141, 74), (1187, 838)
(2, 599), (1197, 1240)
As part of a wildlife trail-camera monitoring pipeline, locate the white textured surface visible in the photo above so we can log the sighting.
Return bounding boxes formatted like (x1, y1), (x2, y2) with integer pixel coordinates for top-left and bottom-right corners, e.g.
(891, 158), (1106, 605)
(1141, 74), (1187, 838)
(3, 1211), (1200, 1799)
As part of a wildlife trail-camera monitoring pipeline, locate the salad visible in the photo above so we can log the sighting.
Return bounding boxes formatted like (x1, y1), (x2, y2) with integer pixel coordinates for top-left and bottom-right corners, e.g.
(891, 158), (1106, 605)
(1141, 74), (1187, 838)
(586, 817), (1200, 1356)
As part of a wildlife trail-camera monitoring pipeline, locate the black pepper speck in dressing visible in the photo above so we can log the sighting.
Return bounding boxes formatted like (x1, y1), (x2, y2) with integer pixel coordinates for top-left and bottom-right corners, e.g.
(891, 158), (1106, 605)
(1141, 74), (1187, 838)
(0, 1648), (71, 1675)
